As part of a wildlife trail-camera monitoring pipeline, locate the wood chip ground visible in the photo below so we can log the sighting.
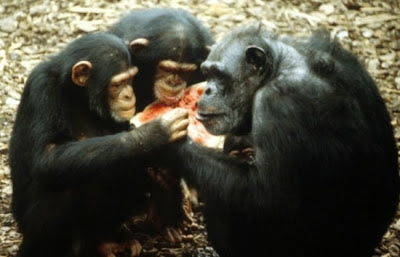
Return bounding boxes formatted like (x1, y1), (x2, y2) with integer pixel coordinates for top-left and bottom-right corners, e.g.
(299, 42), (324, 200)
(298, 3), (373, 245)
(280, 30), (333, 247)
(0, 0), (399, 256)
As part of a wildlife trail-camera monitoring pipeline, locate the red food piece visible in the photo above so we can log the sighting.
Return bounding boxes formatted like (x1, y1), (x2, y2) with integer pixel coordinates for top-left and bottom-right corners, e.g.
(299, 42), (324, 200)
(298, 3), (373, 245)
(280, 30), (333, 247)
(133, 82), (224, 148)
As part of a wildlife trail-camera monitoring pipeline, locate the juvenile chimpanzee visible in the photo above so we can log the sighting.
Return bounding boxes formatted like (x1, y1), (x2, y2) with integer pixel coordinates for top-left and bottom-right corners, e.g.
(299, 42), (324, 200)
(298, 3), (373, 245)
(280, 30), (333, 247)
(171, 25), (400, 257)
(108, 7), (215, 227)
(8, 32), (189, 257)
(108, 7), (214, 111)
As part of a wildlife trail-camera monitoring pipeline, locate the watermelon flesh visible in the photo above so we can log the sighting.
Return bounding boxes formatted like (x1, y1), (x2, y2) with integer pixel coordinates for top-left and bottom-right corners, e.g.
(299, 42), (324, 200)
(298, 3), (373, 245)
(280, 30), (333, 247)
(132, 82), (225, 149)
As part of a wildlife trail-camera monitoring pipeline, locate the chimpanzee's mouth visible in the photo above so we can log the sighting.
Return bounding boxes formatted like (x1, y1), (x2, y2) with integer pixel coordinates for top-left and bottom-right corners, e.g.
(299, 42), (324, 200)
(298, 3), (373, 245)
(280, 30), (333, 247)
(196, 112), (224, 121)
(155, 82), (186, 104)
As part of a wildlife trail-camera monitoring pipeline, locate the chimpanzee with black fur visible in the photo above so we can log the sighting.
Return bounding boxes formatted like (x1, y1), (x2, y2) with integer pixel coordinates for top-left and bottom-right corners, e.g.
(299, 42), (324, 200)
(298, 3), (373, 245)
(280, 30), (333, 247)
(172, 25), (400, 257)
(108, 8), (215, 234)
(9, 32), (189, 257)
(108, 7), (214, 111)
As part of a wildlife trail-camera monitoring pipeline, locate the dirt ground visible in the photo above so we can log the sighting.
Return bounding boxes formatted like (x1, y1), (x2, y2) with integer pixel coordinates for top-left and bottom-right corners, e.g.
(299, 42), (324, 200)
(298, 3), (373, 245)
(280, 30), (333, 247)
(0, 0), (400, 256)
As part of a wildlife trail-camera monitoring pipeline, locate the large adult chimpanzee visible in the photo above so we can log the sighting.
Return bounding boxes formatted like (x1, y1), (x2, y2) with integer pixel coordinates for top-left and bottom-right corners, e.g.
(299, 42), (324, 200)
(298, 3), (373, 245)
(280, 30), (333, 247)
(108, 7), (214, 111)
(172, 25), (400, 257)
(8, 32), (188, 257)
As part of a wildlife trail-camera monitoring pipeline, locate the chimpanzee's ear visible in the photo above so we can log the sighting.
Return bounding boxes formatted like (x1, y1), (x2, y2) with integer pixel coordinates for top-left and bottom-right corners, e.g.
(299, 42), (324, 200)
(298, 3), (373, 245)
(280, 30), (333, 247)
(245, 46), (266, 69)
(129, 38), (149, 54)
(72, 61), (92, 87)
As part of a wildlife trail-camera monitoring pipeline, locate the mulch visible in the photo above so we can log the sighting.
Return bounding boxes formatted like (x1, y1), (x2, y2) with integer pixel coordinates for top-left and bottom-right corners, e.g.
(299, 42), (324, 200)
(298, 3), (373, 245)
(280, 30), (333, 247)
(0, 0), (399, 256)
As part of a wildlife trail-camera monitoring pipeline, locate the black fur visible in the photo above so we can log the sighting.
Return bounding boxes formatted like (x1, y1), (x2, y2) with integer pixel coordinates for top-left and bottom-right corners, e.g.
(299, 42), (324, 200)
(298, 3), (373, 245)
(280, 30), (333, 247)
(174, 25), (399, 257)
(108, 7), (214, 111)
(9, 33), (172, 257)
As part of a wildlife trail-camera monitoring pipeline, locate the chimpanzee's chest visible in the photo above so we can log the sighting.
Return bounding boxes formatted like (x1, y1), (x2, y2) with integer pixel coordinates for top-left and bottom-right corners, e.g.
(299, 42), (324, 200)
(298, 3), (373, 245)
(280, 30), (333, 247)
(71, 110), (124, 140)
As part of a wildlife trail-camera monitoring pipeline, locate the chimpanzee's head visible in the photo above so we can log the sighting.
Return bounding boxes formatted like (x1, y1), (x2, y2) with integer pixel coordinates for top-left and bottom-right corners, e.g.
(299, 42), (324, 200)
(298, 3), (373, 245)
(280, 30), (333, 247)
(64, 33), (139, 123)
(109, 8), (214, 106)
(197, 26), (276, 135)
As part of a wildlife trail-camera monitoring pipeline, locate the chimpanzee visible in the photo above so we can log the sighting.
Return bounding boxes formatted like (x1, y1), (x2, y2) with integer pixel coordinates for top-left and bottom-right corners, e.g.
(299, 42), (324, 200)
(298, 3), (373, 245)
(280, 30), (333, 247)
(8, 32), (189, 257)
(170, 25), (400, 257)
(108, 7), (214, 112)
(108, 7), (215, 223)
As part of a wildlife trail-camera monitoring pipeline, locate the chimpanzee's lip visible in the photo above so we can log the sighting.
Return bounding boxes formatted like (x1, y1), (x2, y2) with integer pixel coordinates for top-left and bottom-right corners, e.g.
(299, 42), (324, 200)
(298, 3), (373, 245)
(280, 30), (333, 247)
(161, 94), (182, 104)
(196, 112), (224, 121)
(157, 87), (185, 104)
(163, 95), (180, 101)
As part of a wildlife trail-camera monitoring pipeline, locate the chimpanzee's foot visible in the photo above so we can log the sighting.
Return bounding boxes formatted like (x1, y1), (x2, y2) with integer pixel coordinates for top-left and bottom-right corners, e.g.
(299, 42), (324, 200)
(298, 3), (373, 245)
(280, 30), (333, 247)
(98, 239), (142, 257)
(163, 226), (194, 244)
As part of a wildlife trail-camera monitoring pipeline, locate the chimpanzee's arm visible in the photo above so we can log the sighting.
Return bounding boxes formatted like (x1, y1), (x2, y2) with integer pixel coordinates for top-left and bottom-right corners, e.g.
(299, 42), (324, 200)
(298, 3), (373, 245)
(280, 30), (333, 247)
(32, 121), (168, 186)
(175, 139), (260, 206)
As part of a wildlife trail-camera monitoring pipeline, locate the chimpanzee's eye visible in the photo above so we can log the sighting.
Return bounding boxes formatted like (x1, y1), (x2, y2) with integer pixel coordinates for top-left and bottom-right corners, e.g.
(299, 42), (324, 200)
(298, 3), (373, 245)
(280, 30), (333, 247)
(114, 79), (128, 88)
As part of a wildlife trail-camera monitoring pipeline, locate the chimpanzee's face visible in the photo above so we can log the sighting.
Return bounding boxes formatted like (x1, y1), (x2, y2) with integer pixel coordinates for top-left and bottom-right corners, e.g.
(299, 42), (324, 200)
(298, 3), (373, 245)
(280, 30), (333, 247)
(153, 60), (197, 104)
(107, 67), (139, 122)
(197, 40), (270, 135)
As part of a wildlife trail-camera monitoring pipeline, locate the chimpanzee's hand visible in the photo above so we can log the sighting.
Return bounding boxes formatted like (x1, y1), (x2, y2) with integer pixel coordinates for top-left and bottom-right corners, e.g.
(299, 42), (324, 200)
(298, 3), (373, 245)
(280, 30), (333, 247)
(159, 108), (189, 142)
